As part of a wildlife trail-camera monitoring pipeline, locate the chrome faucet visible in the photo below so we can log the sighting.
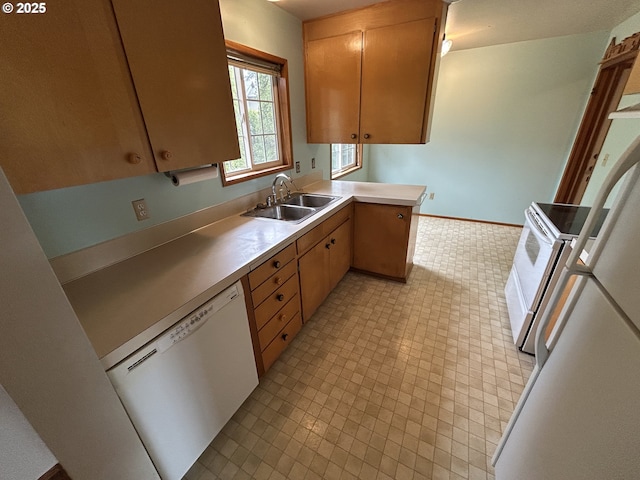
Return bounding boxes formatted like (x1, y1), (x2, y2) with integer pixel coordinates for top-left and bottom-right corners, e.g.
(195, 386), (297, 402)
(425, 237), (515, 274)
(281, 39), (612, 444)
(271, 173), (294, 203)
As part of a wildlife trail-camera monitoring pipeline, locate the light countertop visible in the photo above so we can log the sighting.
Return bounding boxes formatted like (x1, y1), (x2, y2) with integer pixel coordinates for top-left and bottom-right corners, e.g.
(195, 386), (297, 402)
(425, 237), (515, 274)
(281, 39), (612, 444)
(62, 180), (425, 370)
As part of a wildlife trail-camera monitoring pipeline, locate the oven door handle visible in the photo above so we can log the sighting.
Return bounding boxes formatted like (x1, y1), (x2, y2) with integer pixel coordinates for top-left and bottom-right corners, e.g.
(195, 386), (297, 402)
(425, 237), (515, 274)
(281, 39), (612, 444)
(525, 208), (553, 246)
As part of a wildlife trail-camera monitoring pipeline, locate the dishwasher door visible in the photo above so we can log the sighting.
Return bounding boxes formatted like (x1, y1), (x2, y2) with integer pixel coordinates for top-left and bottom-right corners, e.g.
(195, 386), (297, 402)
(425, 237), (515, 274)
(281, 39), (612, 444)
(107, 281), (258, 480)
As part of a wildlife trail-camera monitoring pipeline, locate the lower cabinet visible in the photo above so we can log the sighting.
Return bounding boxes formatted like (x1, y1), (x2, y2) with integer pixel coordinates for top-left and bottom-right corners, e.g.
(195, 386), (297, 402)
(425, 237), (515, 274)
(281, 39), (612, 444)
(243, 204), (356, 376)
(298, 205), (352, 321)
(244, 243), (302, 377)
(352, 202), (419, 281)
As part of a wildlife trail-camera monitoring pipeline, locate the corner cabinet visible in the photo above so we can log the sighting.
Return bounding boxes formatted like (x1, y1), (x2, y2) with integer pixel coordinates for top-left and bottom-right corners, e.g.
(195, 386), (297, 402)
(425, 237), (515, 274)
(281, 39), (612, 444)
(0, 0), (239, 194)
(303, 0), (448, 144)
(352, 203), (419, 282)
(298, 205), (352, 321)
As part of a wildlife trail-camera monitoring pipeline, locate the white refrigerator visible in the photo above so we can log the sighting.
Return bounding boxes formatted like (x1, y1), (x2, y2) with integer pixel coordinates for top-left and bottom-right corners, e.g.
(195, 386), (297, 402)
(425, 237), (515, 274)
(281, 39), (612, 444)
(493, 135), (640, 479)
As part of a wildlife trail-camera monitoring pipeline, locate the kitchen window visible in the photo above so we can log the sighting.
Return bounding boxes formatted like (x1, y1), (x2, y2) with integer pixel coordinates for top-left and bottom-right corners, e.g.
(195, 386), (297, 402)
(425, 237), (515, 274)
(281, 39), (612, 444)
(331, 143), (362, 179)
(221, 41), (293, 185)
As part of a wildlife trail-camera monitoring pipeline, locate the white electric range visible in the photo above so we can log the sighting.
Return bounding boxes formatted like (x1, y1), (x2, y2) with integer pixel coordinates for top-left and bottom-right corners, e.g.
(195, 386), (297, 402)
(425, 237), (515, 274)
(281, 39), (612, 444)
(504, 202), (609, 354)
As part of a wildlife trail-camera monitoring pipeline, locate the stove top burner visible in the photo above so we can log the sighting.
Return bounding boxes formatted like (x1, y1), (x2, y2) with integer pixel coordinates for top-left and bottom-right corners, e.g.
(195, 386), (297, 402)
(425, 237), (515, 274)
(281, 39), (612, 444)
(535, 203), (609, 238)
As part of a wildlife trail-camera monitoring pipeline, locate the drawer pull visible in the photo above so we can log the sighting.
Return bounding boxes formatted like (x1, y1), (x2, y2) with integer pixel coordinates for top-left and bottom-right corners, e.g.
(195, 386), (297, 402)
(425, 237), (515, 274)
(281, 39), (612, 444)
(331, 238), (336, 245)
(397, 213), (404, 220)
(282, 333), (289, 341)
(279, 314), (287, 322)
(325, 243), (331, 249)
(161, 150), (173, 161)
(276, 294), (285, 302)
(274, 276), (282, 285)
(273, 260), (281, 268)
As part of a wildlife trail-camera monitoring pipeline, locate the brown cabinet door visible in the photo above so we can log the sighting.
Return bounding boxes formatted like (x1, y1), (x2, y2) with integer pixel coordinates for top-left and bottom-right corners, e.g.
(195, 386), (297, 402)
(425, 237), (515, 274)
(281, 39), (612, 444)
(329, 219), (352, 291)
(305, 32), (362, 144)
(298, 239), (331, 321)
(352, 203), (411, 279)
(111, 0), (240, 171)
(360, 18), (435, 144)
(0, 0), (156, 194)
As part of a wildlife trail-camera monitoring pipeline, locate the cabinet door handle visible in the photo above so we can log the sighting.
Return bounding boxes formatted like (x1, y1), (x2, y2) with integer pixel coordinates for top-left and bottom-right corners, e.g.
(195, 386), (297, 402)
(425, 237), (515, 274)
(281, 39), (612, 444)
(331, 238), (336, 245)
(363, 133), (370, 139)
(281, 333), (289, 341)
(351, 133), (357, 139)
(397, 213), (404, 219)
(279, 314), (287, 322)
(127, 153), (143, 165)
(276, 294), (285, 301)
(161, 150), (173, 161)
(325, 243), (331, 249)
(273, 260), (281, 268)
(274, 276), (282, 285)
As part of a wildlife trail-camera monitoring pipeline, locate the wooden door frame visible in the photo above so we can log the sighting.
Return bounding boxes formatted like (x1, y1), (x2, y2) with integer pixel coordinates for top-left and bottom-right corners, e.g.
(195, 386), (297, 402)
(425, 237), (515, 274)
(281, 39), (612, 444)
(555, 33), (640, 204)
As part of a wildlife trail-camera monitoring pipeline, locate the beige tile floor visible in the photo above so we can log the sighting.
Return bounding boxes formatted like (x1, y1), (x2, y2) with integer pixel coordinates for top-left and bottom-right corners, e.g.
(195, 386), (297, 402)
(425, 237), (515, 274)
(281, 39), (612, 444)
(184, 216), (535, 480)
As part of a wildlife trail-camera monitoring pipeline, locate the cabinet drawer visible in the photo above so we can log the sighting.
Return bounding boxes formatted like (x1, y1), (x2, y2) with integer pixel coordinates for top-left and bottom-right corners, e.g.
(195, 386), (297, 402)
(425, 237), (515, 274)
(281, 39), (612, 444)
(258, 294), (300, 348)
(254, 274), (300, 328)
(261, 314), (302, 372)
(248, 243), (296, 290)
(297, 224), (324, 256)
(323, 204), (351, 238)
(251, 260), (296, 307)
(297, 204), (352, 255)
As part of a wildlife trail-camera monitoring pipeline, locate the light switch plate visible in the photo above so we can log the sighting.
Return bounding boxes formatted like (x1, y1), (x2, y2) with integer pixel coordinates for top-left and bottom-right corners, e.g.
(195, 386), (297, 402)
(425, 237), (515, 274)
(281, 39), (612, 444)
(132, 199), (150, 221)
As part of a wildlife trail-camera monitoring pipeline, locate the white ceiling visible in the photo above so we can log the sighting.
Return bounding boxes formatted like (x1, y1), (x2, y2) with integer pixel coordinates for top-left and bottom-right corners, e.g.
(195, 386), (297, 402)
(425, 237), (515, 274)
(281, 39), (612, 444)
(270, 0), (640, 51)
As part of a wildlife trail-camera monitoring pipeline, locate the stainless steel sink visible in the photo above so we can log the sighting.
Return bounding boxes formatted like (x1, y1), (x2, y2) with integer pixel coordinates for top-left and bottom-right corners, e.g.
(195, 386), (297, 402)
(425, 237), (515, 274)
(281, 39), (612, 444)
(243, 204), (317, 223)
(242, 193), (339, 223)
(282, 193), (337, 208)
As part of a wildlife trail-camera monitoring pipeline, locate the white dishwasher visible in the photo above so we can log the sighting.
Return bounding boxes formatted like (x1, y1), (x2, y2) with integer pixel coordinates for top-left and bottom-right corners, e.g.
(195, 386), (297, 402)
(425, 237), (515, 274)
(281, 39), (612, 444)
(107, 281), (258, 480)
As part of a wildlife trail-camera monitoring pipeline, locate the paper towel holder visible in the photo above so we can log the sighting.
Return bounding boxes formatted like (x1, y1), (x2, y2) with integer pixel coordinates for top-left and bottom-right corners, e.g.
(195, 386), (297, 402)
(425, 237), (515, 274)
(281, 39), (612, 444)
(166, 164), (219, 187)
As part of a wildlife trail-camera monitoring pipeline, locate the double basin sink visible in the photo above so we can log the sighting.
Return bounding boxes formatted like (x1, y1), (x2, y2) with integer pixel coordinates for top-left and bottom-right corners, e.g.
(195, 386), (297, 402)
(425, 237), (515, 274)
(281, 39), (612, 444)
(243, 192), (339, 223)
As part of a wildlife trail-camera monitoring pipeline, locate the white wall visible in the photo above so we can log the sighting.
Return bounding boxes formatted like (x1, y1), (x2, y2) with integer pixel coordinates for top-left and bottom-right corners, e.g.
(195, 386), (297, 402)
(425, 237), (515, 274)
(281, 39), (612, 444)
(582, 11), (640, 207)
(368, 31), (608, 225)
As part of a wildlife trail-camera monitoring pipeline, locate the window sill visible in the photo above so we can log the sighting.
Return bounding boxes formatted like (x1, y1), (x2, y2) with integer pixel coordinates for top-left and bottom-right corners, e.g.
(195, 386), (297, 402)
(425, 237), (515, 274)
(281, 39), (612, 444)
(331, 164), (362, 180)
(221, 164), (293, 186)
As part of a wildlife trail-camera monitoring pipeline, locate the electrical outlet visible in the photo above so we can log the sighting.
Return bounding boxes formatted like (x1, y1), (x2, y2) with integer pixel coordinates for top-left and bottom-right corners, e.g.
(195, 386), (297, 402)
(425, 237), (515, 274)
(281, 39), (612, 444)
(295, 161), (300, 173)
(132, 199), (150, 221)
(429, 192), (435, 200)
(311, 157), (316, 169)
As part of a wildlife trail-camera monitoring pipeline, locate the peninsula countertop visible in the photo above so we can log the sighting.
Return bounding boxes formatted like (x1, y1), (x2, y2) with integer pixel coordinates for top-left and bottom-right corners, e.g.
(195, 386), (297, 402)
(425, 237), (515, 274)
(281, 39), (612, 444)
(62, 180), (426, 370)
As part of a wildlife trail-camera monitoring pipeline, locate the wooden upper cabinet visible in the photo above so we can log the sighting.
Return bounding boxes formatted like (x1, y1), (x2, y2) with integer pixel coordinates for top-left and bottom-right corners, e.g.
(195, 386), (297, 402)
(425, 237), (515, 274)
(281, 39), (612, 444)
(305, 32), (362, 144)
(360, 19), (434, 143)
(0, 0), (239, 194)
(303, 0), (448, 145)
(110, 0), (240, 172)
(0, 0), (156, 194)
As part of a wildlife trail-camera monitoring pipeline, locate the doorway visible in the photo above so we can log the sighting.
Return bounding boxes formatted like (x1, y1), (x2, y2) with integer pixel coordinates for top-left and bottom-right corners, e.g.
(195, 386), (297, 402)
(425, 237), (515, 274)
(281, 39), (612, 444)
(554, 34), (639, 204)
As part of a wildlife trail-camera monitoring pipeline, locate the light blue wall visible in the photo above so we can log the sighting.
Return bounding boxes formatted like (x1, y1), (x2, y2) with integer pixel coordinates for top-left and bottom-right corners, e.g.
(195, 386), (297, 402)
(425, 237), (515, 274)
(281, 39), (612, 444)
(368, 31), (609, 225)
(18, 0), (321, 259)
(581, 10), (640, 207)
